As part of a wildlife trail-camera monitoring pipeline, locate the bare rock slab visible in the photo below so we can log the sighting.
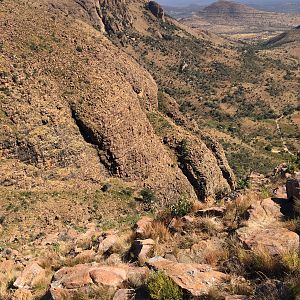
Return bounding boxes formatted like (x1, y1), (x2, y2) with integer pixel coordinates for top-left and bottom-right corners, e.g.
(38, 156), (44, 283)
(51, 263), (148, 298)
(148, 257), (228, 296)
(237, 226), (299, 255)
(14, 262), (46, 289)
(237, 198), (299, 255)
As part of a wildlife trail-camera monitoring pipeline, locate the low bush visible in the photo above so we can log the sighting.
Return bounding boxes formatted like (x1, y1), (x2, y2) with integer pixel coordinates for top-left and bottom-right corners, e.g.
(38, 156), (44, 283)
(147, 271), (183, 300)
(171, 197), (193, 217)
(140, 188), (157, 204)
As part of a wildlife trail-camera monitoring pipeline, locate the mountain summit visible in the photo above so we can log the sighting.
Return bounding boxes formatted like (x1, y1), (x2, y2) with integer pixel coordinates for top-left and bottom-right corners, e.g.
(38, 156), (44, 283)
(202, 0), (258, 15)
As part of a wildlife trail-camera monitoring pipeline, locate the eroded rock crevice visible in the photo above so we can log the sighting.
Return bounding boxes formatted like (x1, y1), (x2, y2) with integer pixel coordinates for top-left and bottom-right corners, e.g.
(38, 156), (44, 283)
(70, 107), (120, 175)
(176, 141), (207, 201)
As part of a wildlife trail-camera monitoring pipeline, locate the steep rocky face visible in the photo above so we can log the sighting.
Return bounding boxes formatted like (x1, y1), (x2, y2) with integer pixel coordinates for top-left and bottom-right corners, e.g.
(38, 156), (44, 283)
(163, 129), (234, 200)
(0, 0), (235, 202)
(147, 1), (165, 21)
(46, 0), (134, 33)
(0, 0), (196, 202)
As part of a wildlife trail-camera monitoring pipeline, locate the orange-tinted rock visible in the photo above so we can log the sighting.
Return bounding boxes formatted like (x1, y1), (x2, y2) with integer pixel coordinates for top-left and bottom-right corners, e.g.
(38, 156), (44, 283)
(90, 266), (127, 287)
(14, 262), (46, 289)
(51, 263), (146, 293)
(52, 264), (94, 289)
(237, 226), (299, 255)
(133, 216), (153, 237)
(237, 198), (300, 255)
(132, 239), (155, 265)
(148, 257), (228, 296)
(245, 198), (283, 223)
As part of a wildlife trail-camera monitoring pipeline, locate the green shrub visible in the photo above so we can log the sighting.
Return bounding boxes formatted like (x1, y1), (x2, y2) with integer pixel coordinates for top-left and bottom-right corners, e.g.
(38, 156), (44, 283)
(76, 45), (83, 52)
(171, 197), (193, 217)
(237, 178), (250, 190)
(147, 271), (183, 300)
(140, 188), (157, 204)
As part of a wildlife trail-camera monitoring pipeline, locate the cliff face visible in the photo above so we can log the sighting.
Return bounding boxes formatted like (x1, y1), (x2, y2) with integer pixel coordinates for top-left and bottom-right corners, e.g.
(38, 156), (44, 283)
(0, 0), (235, 202)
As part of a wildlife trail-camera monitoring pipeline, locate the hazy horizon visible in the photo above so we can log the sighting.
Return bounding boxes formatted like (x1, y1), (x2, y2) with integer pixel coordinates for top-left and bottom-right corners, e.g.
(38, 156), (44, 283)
(158, 0), (300, 7)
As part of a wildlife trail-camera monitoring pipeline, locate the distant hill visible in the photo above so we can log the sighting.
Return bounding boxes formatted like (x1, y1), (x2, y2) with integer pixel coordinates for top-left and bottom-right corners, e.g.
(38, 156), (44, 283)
(202, 0), (258, 15)
(265, 25), (300, 47)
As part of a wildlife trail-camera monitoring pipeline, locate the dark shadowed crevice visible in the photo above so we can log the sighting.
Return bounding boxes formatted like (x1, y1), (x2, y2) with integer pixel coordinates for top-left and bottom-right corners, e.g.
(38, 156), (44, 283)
(177, 156), (207, 201)
(202, 135), (236, 190)
(70, 107), (120, 175)
(176, 140), (207, 201)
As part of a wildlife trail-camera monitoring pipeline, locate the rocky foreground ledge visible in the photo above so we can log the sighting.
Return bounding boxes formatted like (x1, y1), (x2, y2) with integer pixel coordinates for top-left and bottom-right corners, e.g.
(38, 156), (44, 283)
(1, 184), (299, 300)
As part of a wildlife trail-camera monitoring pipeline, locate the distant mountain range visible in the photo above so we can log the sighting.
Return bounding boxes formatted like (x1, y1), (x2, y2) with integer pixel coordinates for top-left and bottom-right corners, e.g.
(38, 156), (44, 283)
(160, 0), (300, 13)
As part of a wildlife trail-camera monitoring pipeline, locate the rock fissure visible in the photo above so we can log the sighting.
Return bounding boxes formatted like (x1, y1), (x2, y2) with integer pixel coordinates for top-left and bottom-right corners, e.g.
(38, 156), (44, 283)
(177, 153), (207, 201)
(70, 107), (120, 175)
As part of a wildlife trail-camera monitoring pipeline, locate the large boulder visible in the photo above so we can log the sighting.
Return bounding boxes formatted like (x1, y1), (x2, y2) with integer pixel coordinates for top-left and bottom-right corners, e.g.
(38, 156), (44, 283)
(237, 226), (299, 256)
(14, 262), (46, 289)
(237, 198), (300, 255)
(50, 263), (149, 298)
(286, 177), (300, 200)
(148, 257), (228, 296)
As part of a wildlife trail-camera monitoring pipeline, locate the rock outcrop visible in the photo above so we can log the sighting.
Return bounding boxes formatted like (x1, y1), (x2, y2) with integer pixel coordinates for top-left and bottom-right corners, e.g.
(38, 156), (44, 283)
(237, 198), (299, 255)
(47, 0), (134, 33)
(14, 262), (46, 289)
(164, 128), (235, 200)
(0, 0), (195, 203)
(148, 256), (228, 296)
(50, 263), (148, 297)
(147, 1), (165, 21)
(0, 0), (236, 203)
(286, 176), (300, 200)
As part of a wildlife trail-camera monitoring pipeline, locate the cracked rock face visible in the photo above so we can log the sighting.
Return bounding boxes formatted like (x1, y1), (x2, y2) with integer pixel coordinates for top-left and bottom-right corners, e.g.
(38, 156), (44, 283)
(0, 0), (235, 203)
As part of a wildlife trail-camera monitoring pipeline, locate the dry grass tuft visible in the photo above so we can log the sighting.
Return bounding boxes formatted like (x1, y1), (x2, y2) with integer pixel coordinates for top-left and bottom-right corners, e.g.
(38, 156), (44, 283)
(224, 192), (260, 227)
(196, 217), (224, 235)
(237, 246), (281, 276)
(143, 221), (171, 242)
(281, 251), (300, 272)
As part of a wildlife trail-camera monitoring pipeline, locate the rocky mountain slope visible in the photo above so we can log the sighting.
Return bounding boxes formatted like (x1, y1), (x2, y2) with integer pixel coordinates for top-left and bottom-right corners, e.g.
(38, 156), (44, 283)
(0, 1), (300, 300)
(0, 0), (236, 205)
(90, 0), (300, 178)
(265, 25), (300, 47)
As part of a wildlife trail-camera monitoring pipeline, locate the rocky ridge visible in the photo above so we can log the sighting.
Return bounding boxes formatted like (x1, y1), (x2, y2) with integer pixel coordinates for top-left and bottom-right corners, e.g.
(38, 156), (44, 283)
(0, 0), (235, 202)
